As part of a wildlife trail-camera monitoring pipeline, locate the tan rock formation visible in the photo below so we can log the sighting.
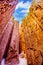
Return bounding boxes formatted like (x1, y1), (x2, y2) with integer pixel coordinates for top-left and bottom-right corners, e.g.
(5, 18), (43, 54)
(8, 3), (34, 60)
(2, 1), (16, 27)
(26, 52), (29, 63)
(20, 0), (43, 65)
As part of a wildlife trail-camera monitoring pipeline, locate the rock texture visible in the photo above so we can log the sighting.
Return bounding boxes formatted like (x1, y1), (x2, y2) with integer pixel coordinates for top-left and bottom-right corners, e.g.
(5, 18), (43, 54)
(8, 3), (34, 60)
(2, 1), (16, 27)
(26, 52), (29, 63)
(0, 0), (19, 65)
(20, 0), (43, 65)
(0, 18), (19, 65)
(0, 22), (13, 63)
(0, 0), (17, 36)
(6, 21), (19, 64)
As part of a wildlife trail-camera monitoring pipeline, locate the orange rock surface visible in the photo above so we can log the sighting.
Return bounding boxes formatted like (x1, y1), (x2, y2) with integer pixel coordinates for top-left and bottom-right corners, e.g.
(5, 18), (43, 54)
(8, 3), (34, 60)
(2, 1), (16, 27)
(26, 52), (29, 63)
(20, 0), (43, 65)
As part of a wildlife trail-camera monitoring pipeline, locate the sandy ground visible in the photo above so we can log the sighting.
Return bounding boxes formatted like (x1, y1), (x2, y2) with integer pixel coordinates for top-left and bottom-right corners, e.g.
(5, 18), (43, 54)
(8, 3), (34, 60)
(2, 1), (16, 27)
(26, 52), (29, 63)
(1, 57), (27, 65)
(18, 57), (27, 65)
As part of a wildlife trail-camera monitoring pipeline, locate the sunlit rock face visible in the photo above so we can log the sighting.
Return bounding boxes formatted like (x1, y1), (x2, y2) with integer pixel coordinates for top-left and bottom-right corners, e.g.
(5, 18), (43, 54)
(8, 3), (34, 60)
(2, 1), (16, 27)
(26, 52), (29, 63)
(20, 0), (43, 65)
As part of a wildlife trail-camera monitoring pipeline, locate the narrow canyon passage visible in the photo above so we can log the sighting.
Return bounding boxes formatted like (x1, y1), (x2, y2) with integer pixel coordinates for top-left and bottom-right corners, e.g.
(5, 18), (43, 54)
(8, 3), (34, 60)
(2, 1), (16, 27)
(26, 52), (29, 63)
(0, 0), (43, 65)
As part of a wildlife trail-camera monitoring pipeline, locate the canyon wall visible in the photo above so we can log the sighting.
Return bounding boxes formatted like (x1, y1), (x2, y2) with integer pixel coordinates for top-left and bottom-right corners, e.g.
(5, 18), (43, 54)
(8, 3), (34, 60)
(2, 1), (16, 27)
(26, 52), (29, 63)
(0, 0), (19, 65)
(20, 0), (43, 65)
(0, 0), (18, 37)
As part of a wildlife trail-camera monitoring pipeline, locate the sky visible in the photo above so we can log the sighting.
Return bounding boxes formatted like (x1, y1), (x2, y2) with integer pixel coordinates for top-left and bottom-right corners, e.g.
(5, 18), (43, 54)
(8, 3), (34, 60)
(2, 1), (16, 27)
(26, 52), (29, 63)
(13, 0), (32, 22)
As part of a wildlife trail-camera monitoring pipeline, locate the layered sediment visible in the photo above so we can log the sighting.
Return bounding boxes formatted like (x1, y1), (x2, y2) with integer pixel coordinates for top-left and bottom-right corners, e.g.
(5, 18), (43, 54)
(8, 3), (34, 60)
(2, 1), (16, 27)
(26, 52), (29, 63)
(20, 0), (43, 65)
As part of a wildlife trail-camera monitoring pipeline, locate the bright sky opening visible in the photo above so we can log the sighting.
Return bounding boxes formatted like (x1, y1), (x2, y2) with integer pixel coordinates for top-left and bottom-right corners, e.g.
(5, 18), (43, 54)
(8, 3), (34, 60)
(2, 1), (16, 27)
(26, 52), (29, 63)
(13, 0), (32, 22)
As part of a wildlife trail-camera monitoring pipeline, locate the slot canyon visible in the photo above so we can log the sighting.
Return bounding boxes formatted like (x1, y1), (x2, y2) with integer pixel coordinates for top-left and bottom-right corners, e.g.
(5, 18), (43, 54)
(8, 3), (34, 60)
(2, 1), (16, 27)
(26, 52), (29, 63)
(0, 0), (43, 65)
